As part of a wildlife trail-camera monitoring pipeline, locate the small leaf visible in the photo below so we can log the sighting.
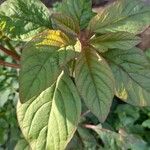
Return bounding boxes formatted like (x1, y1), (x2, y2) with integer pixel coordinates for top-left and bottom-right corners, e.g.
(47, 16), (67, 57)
(0, 0), (51, 41)
(77, 127), (97, 149)
(90, 32), (140, 52)
(55, 0), (94, 29)
(104, 48), (150, 106)
(142, 119), (150, 128)
(20, 30), (78, 102)
(17, 72), (81, 150)
(51, 13), (80, 36)
(75, 47), (115, 122)
(88, 0), (150, 34)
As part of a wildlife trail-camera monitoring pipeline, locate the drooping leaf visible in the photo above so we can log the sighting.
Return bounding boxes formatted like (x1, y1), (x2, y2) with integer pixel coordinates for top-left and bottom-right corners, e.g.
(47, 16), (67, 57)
(66, 133), (83, 150)
(75, 47), (115, 122)
(0, 0), (51, 41)
(92, 125), (148, 150)
(55, 0), (94, 29)
(77, 127), (97, 149)
(19, 30), (79, 102)
(90, 32), (140, 52)
(17, 72), (81, 150)
(51, 13), (80, 36)
(88, 0), (150, 34)
(104, 48), (150, 106)
(15, 139), (30, 150)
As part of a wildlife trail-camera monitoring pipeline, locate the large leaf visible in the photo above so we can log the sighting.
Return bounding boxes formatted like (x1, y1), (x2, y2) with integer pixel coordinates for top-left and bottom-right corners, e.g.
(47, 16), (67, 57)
(104, 48), (150, 106)
(0, 0), (51, 41)
(55, 0), (94, 29)
(75, 47), (115, 122)
(88, 0), (150, 34)
(17, 72), (81, 150)
(19, 30), (78, 102)
(90, 32), (140, 52)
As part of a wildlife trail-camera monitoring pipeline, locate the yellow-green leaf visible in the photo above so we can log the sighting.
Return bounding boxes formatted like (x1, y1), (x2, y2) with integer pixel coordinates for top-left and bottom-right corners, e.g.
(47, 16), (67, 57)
(17, 72), (81, 150)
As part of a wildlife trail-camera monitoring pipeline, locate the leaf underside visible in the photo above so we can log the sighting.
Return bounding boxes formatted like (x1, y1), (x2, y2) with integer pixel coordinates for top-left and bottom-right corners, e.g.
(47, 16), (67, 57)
(17, 72), (81, 150)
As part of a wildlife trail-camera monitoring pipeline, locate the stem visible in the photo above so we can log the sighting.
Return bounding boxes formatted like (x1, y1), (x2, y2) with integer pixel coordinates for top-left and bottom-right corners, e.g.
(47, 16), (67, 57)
(0, 45), (20, 61)
(81, 110), (91, 117)
(0, 60), (20, 69)
(84, 124), (96, 130)
(84, 124), (111, 133)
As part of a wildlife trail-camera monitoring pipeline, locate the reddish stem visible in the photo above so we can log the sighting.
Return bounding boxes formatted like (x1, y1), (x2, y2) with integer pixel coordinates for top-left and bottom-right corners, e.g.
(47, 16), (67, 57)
(0, 60), (20, 69)
(0, 45), (20, 61)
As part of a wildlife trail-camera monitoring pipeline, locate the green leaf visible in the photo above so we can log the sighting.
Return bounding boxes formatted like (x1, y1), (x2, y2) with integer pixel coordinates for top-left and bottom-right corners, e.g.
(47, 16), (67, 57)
(75, 47), (115, 122)
(104, 48), (150, 106)
(15, 139), (30, 150)
(90, 32), (140, 52)
(20, 30), (78, 102)
(17, 72), (81, 150)
(0, 0), (51, 41)
(88, 0), (150, 34)
(55, 0), (94, 29)
(51, 13), (80, 36)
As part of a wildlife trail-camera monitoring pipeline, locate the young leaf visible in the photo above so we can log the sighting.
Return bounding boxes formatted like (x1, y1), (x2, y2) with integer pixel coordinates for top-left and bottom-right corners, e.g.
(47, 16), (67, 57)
(51, 13), (80, 36)
(0, 0), (51, 41)
(88, 0), (150, 34)
(17, 72), (81, 150)
(20, 30), (79, 102)
(55, 0), (94, 29)
(104, 48), (150, 106)
(75, 47), (115, 122)
(90, 32), (140, 52)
